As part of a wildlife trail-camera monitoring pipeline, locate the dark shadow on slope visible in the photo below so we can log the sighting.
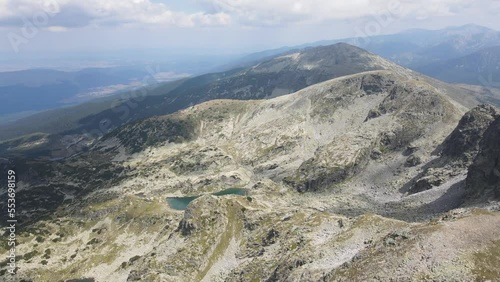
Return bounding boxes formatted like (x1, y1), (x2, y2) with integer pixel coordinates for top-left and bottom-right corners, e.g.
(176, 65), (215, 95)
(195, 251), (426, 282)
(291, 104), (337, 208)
(398, 156), (447, 194)
(383, 180), (466, 222)
(325, 180), (466, 223)
(0, 149), (126, 230)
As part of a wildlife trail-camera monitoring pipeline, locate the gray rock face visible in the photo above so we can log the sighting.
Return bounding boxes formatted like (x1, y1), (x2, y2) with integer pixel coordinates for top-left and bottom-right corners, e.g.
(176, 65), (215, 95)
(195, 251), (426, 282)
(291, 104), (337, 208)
(410, 104), (499, 193)
(405, 155), (422, 167)
(281, 72), (460, 192)
(441, 104), (499, 161)
(177, 195), (222, 236)
(413, 174), (445, 192)
(466, 115), (500, 200)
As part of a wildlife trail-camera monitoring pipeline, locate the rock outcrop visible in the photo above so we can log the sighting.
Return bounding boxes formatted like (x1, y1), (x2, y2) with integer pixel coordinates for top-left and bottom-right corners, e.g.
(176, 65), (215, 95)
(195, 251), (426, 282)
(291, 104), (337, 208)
(466, 115), (500, 200)
(441, 104), (499, 161)
(410, 104), (499, 193)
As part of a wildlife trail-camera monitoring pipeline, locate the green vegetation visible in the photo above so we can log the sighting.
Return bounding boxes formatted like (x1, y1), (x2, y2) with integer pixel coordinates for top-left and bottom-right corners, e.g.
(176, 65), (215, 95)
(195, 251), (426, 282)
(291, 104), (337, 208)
(104, 115), (197, 153)
(42, 249), (52, 259)
(195, 201), (244, 281)
(23, 250), (39, 261)
(472, 240), (500, 280)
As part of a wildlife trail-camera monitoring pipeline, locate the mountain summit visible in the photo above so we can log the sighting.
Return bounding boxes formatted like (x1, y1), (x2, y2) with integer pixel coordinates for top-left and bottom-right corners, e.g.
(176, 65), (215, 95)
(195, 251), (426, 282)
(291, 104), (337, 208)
(0, 43), (407, 153)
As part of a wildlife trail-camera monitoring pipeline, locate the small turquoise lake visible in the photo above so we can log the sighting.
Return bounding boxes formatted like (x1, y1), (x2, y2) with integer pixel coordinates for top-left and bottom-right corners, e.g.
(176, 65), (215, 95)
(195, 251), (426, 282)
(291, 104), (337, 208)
(166, 188), (248, 210)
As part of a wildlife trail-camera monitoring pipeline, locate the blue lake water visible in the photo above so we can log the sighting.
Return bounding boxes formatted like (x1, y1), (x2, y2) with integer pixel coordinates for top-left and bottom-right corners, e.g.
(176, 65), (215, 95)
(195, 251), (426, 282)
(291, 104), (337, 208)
(166, 188), (248, 210)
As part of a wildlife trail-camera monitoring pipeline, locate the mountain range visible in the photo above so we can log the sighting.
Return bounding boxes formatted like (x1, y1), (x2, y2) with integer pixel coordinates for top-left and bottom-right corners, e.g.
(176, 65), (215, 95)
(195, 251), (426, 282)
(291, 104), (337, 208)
(242, 24), (500, 69)
(1, 42), (500, 281)
(0, 43), (405, 155)
(0, 53), (240, 120)
(2, 39), (500, 159)
(0, 66), (184, 119)
(352, 24), (500, 68)
(416, 45), (500, 86)
(2, 24), (500, 144)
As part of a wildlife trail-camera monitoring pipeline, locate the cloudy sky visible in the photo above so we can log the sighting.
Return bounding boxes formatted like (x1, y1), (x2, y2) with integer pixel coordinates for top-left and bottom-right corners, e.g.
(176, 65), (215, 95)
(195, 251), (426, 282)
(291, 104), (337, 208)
(0, 0), (499, 56)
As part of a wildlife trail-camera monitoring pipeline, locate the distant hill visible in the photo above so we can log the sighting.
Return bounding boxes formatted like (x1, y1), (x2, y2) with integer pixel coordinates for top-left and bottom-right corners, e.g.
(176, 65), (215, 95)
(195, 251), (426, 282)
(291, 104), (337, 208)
(0, 78), (187, 142)
(0, 53), (239, 117)
(238, 24), (500, 70)
(359, 24), (500, 67)
(227, 24), (500, 88)
(0, 66), (185, 116)
(415, 46), (500, 87)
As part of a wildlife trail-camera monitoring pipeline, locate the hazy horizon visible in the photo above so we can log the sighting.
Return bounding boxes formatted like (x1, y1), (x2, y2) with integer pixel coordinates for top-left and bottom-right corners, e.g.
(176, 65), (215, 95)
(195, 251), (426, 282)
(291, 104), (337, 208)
(0, 23), (497, 72)
(0, 0), (499, 71)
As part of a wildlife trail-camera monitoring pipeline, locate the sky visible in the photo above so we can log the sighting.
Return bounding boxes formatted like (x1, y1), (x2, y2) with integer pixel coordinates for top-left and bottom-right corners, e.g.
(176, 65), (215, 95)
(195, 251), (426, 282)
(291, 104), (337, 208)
(0, 0), (499, 58)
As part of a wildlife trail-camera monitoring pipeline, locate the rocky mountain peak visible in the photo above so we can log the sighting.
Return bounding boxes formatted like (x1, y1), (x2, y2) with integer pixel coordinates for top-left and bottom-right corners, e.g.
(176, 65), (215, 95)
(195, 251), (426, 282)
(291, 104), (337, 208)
(410, 104), (498, 194)
(466, 114), (500, 200)
(249, 42), (399, 76)
(441, 104), (499, 160)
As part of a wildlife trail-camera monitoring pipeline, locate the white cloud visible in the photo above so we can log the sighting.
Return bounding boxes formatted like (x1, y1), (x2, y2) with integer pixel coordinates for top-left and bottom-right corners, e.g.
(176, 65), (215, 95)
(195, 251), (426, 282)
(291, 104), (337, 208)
(46, 25), (68, 32)
(0, 0), (231, 29)
(198, 0), (475, 26)
(0, 0), (488, 30)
